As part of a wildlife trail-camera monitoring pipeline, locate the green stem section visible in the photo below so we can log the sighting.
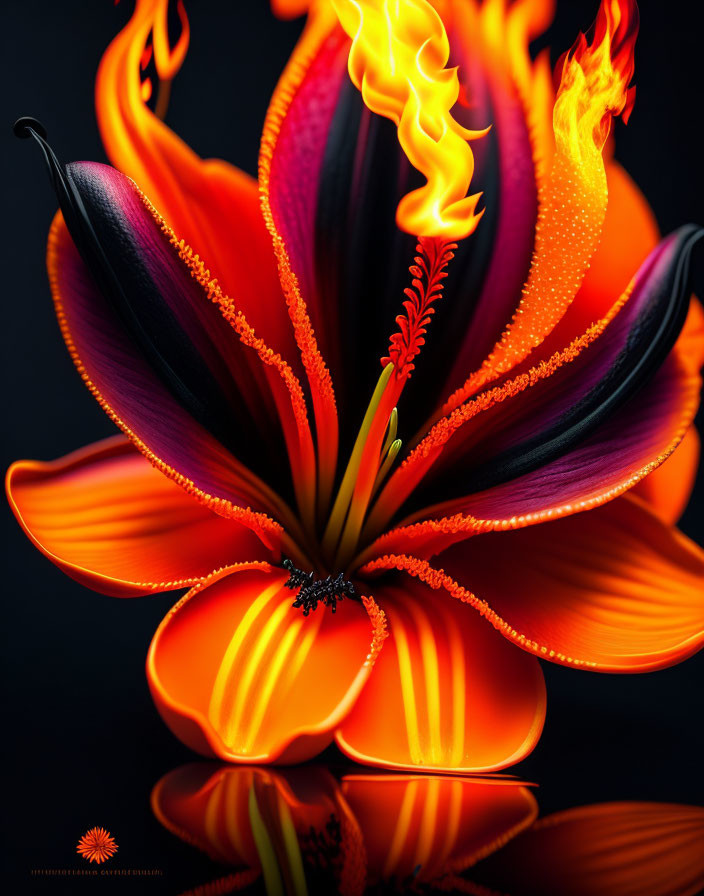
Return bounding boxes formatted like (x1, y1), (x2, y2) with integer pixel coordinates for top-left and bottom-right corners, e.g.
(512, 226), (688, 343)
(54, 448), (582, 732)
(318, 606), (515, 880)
(321, 363), (395, 562)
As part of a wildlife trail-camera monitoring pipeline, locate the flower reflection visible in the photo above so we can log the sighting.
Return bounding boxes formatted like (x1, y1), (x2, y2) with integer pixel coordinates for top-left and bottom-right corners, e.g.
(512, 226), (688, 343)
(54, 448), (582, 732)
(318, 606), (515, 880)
(152, 765), (365, 895)
(151, 765), (704, 895)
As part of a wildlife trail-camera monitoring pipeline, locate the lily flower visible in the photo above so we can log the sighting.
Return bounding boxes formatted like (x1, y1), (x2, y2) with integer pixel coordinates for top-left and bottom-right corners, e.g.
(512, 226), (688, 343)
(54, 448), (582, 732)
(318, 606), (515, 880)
(152, 764), (704, 896)
(7, 0), (704, 772)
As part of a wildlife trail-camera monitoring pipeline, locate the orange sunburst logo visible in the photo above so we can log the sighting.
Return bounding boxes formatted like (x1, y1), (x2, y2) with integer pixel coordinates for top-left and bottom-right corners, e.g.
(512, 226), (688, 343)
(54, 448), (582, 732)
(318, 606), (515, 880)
(76, 827), (118, 864)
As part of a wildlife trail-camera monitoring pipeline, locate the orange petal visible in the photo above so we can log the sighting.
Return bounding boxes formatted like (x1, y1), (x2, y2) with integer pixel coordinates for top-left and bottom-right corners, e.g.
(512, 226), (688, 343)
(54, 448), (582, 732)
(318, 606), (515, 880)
(475, 801), (704, 896)
(454, 2), (638, 400)
(438, 493), (704, 672)
(677, 296), (704, 374)
(148, 566), (378, 763)
(6, 436), (272, 597)
(336, 577), (545, 773)
(566, 160), (659, 334)
(270, 0), (311, 18)
(633, 426), (700, 524)
(341, 774), (537, 884)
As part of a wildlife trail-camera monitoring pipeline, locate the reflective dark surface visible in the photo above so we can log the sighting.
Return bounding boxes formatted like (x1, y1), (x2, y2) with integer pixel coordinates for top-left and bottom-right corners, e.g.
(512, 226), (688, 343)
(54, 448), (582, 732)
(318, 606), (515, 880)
(2, 0), (704, 892)
(8, 756), (704, 894)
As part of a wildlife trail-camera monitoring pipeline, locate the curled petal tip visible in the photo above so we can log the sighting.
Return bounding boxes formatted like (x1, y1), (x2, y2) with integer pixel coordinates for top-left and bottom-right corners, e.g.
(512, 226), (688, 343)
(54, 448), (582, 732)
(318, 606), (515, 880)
(13, 116), (47, 140)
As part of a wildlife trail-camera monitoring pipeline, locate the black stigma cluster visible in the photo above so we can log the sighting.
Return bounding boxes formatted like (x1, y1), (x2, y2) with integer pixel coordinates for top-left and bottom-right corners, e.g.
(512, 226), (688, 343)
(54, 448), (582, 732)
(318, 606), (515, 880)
(283, 559), (356, 616)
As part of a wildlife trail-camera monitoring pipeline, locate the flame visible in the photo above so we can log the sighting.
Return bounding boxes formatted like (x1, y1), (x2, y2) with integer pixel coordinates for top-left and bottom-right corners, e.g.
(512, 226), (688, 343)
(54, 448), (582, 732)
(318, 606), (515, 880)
(554, 0), (638, 158)
(97, 0), (190, 200)
(449, 0), (639, 398)
(332, 0), (489, 240)
(478, 0), (557, 183)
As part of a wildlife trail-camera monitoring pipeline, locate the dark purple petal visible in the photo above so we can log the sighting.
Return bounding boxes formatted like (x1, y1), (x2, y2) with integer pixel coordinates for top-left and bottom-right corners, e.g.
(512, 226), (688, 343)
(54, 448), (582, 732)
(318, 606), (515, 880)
(48, 161), (296, 519)
(409, 226), (703, 509)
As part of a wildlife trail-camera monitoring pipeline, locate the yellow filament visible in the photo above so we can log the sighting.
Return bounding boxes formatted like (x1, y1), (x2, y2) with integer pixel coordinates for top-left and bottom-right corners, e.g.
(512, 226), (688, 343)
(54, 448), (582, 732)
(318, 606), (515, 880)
(322, 363), (395, 559)
(383, 779), (419, 878)
(414, 777), (440, 871)
(406, 600), (441, 763)
(371, 438), (403, 499)
(390, 609), (423, 764)
(380, 406), (399, 458)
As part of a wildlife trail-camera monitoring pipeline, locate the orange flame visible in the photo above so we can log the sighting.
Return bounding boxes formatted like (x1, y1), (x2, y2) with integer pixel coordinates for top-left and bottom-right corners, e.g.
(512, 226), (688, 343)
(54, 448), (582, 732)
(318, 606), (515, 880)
(332, 0), (489, 240)
(449, 0), (639, 400)
(97, 0), (190, 197)
(554, 0), (638, 156)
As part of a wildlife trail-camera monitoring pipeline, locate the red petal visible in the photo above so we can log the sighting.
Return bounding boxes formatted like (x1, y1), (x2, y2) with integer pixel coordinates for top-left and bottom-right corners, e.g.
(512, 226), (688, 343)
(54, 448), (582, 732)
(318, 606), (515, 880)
(369, 228), (702, 544)
(259, 12), (342, 493)
(366, 349), (699, 561)
(47, 162), (314, 538)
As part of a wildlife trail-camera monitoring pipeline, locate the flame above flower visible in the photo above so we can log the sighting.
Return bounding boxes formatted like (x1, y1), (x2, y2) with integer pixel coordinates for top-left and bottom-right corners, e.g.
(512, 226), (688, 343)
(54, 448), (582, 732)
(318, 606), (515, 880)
(554, 0), (638, 156)
(447, 0), (640, 402)
(331, 0), (489, 240)
(97, 0), (190, 199)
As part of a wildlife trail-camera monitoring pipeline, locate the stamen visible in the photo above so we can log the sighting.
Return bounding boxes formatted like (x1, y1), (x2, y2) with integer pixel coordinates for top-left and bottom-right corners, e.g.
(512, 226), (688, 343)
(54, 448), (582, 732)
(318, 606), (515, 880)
(321, 363), (396, 559)
(283, 559), (356, 617)
(380, 406), (398, 459)
(331, 238), (458, 568)
(371, 437), (402, 499)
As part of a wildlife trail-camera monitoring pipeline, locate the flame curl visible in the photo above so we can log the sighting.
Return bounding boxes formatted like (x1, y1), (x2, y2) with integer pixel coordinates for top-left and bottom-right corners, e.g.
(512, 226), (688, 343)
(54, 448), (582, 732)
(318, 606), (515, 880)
(332, 0), (489, 240)
(554, 0), (638, 157)
(455, 0), (639, 397)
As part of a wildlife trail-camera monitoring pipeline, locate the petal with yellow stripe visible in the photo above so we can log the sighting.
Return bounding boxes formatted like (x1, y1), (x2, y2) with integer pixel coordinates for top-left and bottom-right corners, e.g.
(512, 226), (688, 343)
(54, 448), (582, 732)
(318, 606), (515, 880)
(341, 774), (537, 885)
(148, 565), (380, 764)
(335, 578), (545, 772)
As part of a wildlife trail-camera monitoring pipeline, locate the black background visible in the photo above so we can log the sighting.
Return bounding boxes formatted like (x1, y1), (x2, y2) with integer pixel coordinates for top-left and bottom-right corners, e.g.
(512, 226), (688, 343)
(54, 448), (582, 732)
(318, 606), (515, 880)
(1, 0), (703, 892)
